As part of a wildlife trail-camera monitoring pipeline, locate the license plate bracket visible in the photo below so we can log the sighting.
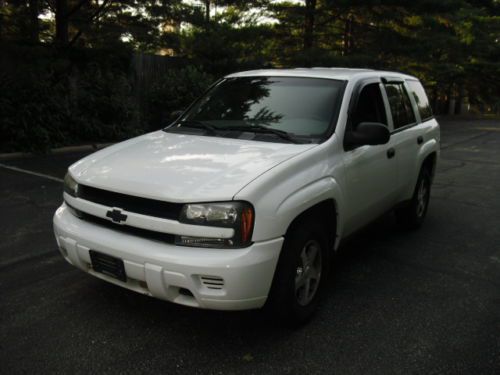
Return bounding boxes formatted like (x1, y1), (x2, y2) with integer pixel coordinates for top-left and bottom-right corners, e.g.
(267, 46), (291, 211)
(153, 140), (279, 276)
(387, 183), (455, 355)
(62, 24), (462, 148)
(89, 250), (127, 282)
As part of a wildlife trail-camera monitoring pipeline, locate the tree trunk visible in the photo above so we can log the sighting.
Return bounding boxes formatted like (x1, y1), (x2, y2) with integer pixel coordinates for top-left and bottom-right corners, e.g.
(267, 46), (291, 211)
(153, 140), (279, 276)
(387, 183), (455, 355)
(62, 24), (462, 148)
(432, 86), (439, 114)
(0, 0), (4, 41)
(303, 0), (317, 50)
(455, 85), (465, 115)
(55, 0), (69, 46)
(343, 15), (353, 56)
(28, 0), (39, 43)
(205, 1), (210, 25)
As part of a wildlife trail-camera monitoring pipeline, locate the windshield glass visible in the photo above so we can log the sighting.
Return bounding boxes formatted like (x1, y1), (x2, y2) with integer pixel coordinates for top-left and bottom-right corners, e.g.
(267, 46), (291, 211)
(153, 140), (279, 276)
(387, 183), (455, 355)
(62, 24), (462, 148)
(166, 76), (345, 143)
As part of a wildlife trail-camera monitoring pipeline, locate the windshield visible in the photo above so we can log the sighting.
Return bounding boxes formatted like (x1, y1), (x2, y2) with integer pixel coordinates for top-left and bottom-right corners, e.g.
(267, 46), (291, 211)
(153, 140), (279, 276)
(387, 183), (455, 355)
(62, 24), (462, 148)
(166, 76), (345, 143)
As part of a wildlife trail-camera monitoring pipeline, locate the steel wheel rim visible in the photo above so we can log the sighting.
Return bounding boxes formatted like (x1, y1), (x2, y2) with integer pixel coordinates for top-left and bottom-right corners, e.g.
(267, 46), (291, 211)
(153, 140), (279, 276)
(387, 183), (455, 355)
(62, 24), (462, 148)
(295, 239), (322, 306)
(416, 178), (428, 218)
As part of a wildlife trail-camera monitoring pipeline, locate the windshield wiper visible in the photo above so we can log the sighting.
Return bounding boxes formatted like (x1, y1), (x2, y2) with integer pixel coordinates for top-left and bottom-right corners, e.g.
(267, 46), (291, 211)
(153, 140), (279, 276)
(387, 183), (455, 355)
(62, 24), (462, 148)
(223, 124), (301, 144)
(176, 120), (219, 135)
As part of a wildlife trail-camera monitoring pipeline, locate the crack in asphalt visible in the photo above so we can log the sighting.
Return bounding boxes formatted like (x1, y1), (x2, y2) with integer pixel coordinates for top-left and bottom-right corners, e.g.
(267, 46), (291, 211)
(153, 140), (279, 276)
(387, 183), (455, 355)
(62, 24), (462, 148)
(431, 195), (495, 210)
(378, 252), (500, 289)
(0, 250), (58, 271)
(0, 227), (48, 249)
(440, 156), (500, 166)
(433, 182), (499, 192)
(440, 131), (491, 150)
(436, 160), (467, 173)
(0, 163), (63, 183)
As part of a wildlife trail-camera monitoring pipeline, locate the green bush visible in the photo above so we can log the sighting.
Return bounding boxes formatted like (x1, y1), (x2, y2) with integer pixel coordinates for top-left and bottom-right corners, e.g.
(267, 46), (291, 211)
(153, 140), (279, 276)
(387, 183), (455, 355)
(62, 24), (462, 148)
(0, 66), (70, 153)
(145, 66), (214, 128)
(0, 45), (142, 153)
(70, 64), (141, 143)
(0, 45), (215, 154)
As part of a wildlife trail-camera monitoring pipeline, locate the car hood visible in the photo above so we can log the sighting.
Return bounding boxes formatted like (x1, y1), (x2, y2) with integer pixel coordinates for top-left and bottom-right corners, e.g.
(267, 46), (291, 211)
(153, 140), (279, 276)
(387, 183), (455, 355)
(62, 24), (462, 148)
(70, 131), (316, 202)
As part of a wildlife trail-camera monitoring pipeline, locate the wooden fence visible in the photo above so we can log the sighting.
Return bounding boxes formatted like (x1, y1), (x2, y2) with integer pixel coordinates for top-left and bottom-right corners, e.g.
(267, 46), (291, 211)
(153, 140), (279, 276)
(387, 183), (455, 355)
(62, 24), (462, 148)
(130, 53), (190, 126)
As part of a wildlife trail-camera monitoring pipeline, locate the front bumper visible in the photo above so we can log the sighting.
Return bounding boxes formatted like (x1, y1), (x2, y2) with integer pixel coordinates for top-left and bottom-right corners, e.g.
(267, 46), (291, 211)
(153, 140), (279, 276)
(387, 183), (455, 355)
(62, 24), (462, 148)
(53, 204), (283, 310)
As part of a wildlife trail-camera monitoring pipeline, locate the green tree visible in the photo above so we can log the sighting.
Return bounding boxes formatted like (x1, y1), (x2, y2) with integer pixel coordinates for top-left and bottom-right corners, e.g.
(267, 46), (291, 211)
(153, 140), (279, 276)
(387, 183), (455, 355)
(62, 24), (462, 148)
(0, 0), (50, 43)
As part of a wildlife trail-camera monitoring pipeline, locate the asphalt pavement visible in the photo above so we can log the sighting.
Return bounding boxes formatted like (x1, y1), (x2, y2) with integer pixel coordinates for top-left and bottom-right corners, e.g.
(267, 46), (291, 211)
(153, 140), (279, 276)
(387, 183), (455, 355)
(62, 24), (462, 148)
(1, 118), (499, 374)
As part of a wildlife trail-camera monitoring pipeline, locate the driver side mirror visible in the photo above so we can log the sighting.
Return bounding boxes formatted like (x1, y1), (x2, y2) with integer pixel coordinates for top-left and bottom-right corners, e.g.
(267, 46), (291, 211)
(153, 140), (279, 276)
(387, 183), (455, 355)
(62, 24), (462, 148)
(344, 122), (390, 150)
(162, 109), (185, 127)
(170, 109), (184, 121)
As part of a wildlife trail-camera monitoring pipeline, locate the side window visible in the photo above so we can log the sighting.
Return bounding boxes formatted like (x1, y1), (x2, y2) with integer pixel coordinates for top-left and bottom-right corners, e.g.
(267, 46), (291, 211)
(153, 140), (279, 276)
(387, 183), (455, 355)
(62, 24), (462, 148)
(351, 83), (387, 130)
(407, 80), (433, 121)
(384, 83), (416, 129)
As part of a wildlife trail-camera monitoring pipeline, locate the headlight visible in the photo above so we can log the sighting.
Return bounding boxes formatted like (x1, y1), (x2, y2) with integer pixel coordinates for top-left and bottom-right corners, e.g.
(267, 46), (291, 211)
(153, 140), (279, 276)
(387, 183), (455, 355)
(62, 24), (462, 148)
(177, 201), (254, 248)
(64, 172), (78, 197)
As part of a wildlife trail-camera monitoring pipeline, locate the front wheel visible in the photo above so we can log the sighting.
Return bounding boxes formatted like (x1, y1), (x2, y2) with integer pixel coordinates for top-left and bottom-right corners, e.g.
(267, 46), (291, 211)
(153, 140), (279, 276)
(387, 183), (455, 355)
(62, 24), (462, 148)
(265, 218), (329, 325)
(395, 167), (432, 229)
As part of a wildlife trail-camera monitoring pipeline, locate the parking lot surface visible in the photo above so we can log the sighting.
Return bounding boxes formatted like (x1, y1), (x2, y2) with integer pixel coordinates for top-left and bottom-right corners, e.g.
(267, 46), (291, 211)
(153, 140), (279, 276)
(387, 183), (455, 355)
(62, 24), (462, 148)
(1, 118), (499, 374)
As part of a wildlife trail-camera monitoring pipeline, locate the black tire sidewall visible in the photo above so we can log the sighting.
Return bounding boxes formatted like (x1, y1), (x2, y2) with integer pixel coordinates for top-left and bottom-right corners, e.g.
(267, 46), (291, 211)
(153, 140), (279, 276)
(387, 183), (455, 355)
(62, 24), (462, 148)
(412, 168), (431, 225)
(396, 167), (432, 229)
(265, 219), (329, 324)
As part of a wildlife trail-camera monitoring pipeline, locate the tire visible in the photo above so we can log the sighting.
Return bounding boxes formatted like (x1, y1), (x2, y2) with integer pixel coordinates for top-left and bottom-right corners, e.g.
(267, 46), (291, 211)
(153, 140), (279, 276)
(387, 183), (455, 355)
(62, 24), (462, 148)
(395, 167), (432, 230)
(265, 218), (329, 326)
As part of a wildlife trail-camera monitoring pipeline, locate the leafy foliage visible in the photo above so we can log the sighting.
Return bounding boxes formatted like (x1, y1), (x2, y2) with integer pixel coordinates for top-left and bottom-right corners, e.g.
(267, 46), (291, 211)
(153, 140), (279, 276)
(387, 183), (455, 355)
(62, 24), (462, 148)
(0, 65), (69, 153)
(0, 0), (499, 152)
(0, 45), (142, 153)
(146, 66), (214, 128)
(70, 64), (141, 142)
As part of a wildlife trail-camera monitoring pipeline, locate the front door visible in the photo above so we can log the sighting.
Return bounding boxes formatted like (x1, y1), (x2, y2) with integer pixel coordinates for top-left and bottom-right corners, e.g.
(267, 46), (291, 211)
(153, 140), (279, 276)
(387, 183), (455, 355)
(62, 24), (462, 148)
(342, 81), (399, 235)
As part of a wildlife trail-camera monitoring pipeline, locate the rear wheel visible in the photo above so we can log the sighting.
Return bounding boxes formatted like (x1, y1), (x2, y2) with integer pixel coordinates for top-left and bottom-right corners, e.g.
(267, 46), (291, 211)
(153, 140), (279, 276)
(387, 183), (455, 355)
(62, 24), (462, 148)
(395, 167), (432, 229)
(265, 218), (329, 325)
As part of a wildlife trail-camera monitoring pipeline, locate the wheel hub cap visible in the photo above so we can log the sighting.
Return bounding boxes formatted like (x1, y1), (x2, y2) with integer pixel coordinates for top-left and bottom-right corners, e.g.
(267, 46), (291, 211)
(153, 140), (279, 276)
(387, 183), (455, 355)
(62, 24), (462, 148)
(295, 240), (322, 306)
(416, 179), (428, 218)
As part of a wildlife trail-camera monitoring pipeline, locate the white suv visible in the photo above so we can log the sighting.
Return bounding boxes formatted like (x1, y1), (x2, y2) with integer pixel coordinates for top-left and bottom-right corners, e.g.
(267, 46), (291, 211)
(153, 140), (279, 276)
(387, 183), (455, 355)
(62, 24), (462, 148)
(54, 68), (440, 323)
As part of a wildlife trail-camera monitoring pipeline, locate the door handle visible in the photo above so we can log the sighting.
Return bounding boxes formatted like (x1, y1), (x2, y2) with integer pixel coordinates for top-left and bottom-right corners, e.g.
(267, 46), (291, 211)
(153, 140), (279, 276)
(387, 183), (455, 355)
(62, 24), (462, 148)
(387, 148), (396, 159)
(417, 136), (423, 145)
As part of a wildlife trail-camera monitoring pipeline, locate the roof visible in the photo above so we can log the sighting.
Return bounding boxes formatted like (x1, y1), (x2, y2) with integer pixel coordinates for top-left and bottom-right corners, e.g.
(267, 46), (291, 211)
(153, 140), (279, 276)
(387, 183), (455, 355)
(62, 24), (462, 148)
(226, 67), (417, 81)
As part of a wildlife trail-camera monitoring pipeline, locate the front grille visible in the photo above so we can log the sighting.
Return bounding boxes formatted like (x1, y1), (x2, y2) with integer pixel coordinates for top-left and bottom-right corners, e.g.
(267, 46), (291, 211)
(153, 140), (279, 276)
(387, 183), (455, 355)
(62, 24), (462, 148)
(77, 184), (183, 220)
(76, 208), (175, 244)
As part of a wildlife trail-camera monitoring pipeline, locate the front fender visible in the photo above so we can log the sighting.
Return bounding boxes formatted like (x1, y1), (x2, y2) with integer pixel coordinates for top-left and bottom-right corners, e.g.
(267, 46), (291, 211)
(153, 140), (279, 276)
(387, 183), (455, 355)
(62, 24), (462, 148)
(234, 139), (346, 247)
(237, 172), (345, 246)
(276, 177), (344, 248)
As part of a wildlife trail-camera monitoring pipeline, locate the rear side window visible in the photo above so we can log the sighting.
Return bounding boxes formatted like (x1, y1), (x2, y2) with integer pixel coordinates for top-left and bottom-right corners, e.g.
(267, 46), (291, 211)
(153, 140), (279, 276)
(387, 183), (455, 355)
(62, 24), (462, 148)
(384, 83), (416, 129)
(407, 80), (433, 121)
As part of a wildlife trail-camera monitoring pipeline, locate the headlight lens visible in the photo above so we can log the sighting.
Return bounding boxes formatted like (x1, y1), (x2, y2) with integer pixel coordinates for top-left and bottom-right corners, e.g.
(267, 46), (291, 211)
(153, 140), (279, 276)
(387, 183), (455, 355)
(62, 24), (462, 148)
(63, 172), (78, 197)
(177, 201), (254, 248)
(181, 203), (238, 227)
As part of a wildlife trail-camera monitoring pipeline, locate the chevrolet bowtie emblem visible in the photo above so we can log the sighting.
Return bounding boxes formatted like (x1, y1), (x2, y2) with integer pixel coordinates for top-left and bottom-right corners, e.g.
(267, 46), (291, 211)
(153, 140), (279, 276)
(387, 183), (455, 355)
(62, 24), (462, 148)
(106, 208), (128, 224)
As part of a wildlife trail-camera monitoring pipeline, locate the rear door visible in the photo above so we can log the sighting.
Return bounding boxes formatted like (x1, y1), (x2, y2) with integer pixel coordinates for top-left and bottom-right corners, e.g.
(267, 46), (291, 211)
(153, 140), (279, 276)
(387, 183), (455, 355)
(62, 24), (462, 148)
(341, 79), (399, 234)
(381, 78), (422, 200)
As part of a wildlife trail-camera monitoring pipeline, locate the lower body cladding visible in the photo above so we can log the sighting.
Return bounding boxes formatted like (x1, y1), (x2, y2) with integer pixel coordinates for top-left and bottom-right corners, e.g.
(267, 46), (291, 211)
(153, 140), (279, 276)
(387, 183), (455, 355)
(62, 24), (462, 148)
(53, 204), (283, 310)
